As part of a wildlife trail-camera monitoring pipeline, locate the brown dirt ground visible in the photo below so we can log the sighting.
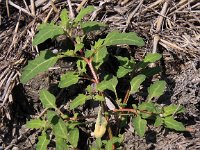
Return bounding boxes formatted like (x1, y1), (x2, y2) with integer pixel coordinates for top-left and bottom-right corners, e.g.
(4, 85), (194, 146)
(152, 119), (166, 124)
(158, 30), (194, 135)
(0, 0), (200, 150)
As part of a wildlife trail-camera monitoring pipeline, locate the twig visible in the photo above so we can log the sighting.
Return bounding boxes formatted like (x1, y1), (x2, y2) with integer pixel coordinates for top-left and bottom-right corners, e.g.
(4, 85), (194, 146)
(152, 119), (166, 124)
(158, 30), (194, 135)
(44, 8), (53, 23)
(6, 0), (10, 17)
(67, 0), (75, 19)
(30, 0), (36, 16)
(76, 0), (88, 12)
(8, 1), (34, 17)
(141, 0), (164, 13)
(50, 0), (58, 13)
(124, 0), (144, 31)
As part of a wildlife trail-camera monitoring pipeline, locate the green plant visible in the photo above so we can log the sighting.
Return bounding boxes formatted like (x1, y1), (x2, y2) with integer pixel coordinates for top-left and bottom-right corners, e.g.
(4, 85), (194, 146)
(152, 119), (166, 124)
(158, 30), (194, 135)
(21, 6), (185, 150)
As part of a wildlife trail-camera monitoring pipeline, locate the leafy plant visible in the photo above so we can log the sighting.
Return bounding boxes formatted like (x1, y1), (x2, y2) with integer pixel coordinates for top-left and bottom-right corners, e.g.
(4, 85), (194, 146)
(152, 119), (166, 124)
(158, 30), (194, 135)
(21, 6), (185, 149)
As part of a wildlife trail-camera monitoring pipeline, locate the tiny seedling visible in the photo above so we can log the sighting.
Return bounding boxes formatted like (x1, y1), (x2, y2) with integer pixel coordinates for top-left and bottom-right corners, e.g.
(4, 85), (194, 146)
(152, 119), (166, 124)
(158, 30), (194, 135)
(21, 6), (185, 149)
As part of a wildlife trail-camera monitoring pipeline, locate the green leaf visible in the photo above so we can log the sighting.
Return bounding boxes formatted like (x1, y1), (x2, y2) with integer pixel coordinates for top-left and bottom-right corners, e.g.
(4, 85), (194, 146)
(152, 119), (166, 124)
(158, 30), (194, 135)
(143, 53), (162, 63)
(69, 128), (79, 148)
(81, 21), (106, 33)
(58, 72), (80, 88)
(47, 110), (57, 122)
(163, 104), (185, 117)
(105, 140), (112, 150)
(52, 115), (68, 139)
(55, 137), (68, 150)
(95, 138), (102, 149)
(76, 60), (87, 73)
(130, 74), (146, 94)
(75, 43), (84, 52)
(26, 119), (46, 129)
(94, 39), (104, 49)
(20, 50), (58, 84)
(97, 76), (118, 93)
(93, 46), (108, 69)
(104, 31), (145, 47)
(140, 67), (161, 77)
(117, 66), (132, 78)
(39, 89), (56, 109)
(74, 6), (95, 23)
(147, 80), (166, 101)
(164, 116), (185, 131)
(133, 115), (147, 137)
(138, 102), (156, 119)
(154, 116), (163, 127)
(36, 132), (50, 150)
(60, 9), (69, 29)
(70, 94), (88, 110)
(33, 23), (64, 46)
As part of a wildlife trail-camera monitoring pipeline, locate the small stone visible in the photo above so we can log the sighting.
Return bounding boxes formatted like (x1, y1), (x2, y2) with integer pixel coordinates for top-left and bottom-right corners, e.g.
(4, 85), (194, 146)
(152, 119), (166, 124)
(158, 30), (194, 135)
(12, 146), (19, 150)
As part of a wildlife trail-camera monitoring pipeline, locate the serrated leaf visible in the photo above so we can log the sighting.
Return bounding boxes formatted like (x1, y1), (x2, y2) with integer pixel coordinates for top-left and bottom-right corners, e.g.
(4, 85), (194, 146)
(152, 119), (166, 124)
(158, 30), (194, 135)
(93, 46), (108, 69)
(138, 102), (156, 119)
(55, 137), (68, 150)
(26, 119), (46, 129)
(20, 50), (58, 84)
(69, 128), (79, 148)
(33, 23), (64, 46)
(105, 141), (112, 150)
(52, 115), (68, 139)
(75, 43), (84, 52)
(143, 53), (162, 63)
(164, 116), (185, 131)
(36, 132), (50, 150)
(97, 76), (118, 93)
(58, 72), (80, 88)
(104, 31), (145, 47)
(154, 116), (163, 127)
(94, 39), (104, 49)
(74, 6), (95, 23)
(81, 21), (106, 33)
(147, 80), (166, 101)
(133, 115), (147, 137)
(39, 89), (56, 109)
(70, 94), (88, 110)
(163, 104), (185, 117)
(130, 74), (146, 94)
(60, 9), (69, 29)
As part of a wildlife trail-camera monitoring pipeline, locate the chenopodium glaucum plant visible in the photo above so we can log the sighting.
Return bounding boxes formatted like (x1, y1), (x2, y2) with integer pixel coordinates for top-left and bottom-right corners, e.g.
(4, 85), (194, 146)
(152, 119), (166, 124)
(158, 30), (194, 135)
(21, 5), (186, 149)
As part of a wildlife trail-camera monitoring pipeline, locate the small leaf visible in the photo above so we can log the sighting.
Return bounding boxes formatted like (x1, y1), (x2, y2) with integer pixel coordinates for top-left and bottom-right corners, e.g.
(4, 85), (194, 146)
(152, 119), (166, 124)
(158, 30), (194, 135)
(105, 140), (112, 150)
(52, 116), (68, 139)
(138, 102), (156, 119)
(60, 9), (69, 29)
(76, 60), (87, 73)
(94, 39), (104, 49)
(75, 43), (84, 52)
(117, 66), (132, 78)
(97, 76), (118, 93)
(133, 115), (147, 137)
(143, 53), (162, 63)
(26, 119), (46, 129)
(69, 128), (79, 148)
(95, 138), (102, 149)
(20, 50), (58, 84)
(163, 104), (185, 117)
(130, 74), (146, 94)
(70, 94), (88, 110)
(147, 80), (166, 101)
(74, 6), (95, 23)
(58, 72), (80, 88)
(164, 116), (185, 131)
(47, 110), (57, 122)
(140, 67), (161, 77)
(55, 137), (68, 150)
(39, 89), (56, 109)
(154, 116), (163, 127)
(93, 46), (108, 69)
(33, 23), (64, 46)
(104, 31), (145, 47)
(81, 21), (106, 33)
(94, 107), (108, 138)
(36, 132), (50, 150)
